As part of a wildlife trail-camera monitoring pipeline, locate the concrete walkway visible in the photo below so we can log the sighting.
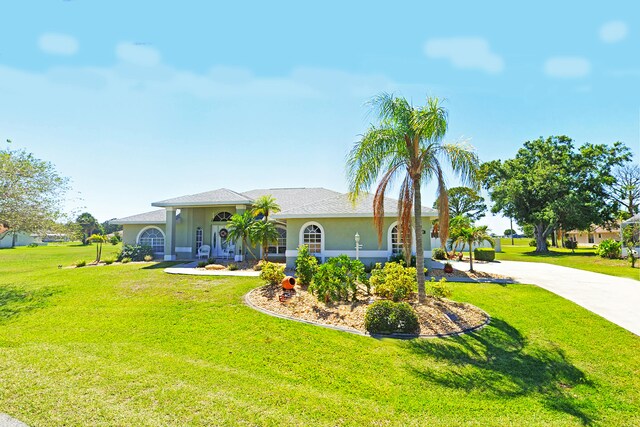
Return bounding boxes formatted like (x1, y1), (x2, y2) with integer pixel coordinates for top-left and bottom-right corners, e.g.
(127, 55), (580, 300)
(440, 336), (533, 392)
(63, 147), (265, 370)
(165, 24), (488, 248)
(455, 260), (640, 336)
(164, 262), (260, 277)
(0, 413), (28, 427)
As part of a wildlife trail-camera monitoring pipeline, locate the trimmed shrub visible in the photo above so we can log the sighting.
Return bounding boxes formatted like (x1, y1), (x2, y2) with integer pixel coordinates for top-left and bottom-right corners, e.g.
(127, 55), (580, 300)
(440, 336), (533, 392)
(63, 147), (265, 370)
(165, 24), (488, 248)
(309, 255), (366, 303)
(432, 247), (447, 260)
(104, 258), (115, 265)
(260, 262), (285, 286)
(295, 245), (318, 286)
(117, 244), (153, 262)
(121, 257), (131, 264)
(364, 300), (419, 335)
(564, 240), (578, 250)
(597, 239), (621, 259)
(143, 255), (154, 262)
(27, 242), (39, 248)
(473, 248), (495, 262)
(370, 262), (417, 302)
(197, 261), (207, 268)
(75, 260), (86, 267)
(389, 252), (417, 267)
(429, 277), (452, 299)
(109, 235), (121, 245)
(227, 263), (238, 271)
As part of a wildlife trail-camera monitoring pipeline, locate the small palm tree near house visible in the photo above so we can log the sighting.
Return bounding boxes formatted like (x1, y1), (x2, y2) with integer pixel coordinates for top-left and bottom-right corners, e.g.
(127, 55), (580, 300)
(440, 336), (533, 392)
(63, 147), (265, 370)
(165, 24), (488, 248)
(453, 224), (494, 272)
(226, 211), (257, 260)
(251, 194), (281, 261)
(87, 234), (107, 263)
(347, 93), (479, 302)
(251, 220), (280, 261)
(252, 195), (281, 222)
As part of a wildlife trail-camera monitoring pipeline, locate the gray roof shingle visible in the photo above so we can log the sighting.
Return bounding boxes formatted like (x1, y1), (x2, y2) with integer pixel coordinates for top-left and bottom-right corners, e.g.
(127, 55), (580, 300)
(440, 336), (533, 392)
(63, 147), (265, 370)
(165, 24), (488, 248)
(241, 187), (341, 213)
(152, 188), (253, 207)
(110, 209), (168, 224)
(272, 193), (437, 218)
(115, 187), (438, 224)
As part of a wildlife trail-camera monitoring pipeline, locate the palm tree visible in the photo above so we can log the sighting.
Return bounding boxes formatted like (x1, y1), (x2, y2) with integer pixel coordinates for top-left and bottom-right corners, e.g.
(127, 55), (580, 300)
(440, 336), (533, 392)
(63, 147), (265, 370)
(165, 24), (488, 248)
(226, 211), (257, 260)
(453, 225), (493, 272)
(252, 195), (281, 221)
(251, 220), (280, 261)
(347, 93), (479, 302)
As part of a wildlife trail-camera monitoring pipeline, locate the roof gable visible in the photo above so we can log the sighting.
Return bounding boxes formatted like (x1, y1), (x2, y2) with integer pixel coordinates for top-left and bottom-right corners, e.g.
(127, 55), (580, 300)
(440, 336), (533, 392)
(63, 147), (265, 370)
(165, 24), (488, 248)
(152, 188), (253, 207)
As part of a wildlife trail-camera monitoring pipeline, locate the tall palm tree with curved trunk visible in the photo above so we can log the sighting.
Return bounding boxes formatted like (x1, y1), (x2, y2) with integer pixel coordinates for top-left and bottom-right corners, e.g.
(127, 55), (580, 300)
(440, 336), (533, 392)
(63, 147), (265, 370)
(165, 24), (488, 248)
(347, 93), (479, 302)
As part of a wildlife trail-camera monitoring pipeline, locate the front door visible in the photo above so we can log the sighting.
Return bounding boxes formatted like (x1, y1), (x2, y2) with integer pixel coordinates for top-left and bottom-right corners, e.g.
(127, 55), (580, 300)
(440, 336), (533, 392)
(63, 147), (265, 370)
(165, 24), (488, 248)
(211, 225), (235, 258)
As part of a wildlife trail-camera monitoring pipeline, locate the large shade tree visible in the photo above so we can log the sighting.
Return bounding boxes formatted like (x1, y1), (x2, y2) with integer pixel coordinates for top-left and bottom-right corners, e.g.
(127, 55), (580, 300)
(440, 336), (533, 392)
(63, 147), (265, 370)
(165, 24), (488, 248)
(608, 163), (640, 217)
(434, 186), (487, 221)
(0, 140), (69, 246)
(481, 136), (630, 252)
(347, 93), (479, 301)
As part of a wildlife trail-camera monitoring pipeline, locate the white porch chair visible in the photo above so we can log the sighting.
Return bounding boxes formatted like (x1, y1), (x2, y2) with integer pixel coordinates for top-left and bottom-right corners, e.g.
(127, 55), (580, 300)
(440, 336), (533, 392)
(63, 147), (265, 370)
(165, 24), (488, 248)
(196, 245), (211, 260)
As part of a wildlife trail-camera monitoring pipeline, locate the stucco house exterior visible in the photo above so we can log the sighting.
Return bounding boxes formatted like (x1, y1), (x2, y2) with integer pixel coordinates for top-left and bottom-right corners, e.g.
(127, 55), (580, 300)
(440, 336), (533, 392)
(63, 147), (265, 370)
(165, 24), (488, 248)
(112, 187), (438, 267)
(565, 224), (621, 246)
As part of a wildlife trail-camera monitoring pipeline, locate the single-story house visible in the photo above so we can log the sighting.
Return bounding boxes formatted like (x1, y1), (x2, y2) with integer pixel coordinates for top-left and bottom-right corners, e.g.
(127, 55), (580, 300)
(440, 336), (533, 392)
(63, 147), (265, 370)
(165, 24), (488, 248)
(111, 187), (438, 267)
(0, 232), (42, 248)
(566, 224), (620, 246)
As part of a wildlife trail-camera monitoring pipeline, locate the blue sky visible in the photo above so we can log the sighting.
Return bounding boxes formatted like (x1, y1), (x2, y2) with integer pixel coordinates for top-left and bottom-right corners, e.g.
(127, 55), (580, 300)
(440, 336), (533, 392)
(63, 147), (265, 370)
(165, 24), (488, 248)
(1, 1), (638, 233)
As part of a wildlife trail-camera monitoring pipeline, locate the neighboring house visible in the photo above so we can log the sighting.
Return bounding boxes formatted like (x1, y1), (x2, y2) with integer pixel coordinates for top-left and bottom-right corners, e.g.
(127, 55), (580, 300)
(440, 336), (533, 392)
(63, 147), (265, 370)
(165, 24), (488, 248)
(566, 224), (620, 246)
(0, 232), (42, 248)
(111, 187), (438, 267)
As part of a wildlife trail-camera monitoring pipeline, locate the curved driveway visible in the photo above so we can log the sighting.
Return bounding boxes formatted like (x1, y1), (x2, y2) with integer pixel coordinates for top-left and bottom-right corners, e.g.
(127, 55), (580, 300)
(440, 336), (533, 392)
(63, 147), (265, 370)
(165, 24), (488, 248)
(458, 260), (640, 336)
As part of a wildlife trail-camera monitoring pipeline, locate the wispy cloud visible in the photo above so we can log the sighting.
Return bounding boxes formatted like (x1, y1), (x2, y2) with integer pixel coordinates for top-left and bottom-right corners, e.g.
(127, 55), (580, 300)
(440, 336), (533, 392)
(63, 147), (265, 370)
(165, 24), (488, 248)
(599, 21), (628, 43)
(424, 37), (504, 74)
(544, 57), (591, 78)
(38, 33), (78, 56)
(115, 42), (161, 66)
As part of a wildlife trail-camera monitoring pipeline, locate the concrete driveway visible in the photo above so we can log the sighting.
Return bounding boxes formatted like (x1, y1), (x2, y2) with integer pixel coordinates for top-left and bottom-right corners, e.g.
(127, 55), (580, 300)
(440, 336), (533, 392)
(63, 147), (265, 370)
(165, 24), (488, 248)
(455, 260), (640, 336)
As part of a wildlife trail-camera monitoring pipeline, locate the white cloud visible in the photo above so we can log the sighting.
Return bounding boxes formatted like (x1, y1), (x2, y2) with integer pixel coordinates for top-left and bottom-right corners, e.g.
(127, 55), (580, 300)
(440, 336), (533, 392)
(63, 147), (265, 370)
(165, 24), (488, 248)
(38, 33), (78, 56)
(424, 37), (504, 74)
(544, 57), (591, 78)
(116, 42), (161, 66)
(599, 21), (628, 43)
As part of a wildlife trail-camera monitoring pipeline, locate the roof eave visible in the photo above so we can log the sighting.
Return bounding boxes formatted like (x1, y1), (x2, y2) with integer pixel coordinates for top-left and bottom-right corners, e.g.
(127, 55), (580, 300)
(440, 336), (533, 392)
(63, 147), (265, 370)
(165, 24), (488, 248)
(151, 200), (254, 208)
(110, 220), (166, 225)
(272, 212), (438, 219)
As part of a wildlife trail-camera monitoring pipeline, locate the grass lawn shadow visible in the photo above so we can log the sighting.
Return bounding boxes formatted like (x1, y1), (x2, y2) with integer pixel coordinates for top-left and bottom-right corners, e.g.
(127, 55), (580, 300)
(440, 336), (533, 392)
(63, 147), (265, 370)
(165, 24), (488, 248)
(520, 250), (597, 259)
(141, 261), (183, 270)
(406, 318), (595, 425)
(0, 286), (58, 322)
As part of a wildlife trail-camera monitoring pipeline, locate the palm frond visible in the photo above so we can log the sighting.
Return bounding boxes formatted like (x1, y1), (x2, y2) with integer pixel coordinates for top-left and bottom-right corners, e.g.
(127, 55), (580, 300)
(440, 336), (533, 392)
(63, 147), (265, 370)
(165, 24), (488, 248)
(439, 141), (480, 188)
(372, 164), (402, 246)
(397, 174), (414, 263)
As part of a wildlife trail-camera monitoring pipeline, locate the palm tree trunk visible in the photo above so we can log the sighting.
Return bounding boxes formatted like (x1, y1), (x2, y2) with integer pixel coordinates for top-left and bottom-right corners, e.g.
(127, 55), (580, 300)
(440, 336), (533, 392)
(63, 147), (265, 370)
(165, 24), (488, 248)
(468, 240), (473, 272)
(413, 178), (426, 302)
(243, 238), (257, 259)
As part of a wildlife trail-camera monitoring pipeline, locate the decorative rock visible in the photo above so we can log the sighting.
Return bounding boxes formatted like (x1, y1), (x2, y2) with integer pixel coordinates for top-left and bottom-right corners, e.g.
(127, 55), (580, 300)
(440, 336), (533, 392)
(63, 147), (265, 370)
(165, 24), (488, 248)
(205, 264), (225, 270)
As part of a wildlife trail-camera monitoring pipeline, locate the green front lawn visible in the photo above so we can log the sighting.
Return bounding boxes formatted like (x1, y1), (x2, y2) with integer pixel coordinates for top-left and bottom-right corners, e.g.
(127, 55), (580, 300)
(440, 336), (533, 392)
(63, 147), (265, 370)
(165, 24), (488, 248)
(1, 245), (639, 426)
(498, 239), (639, 281)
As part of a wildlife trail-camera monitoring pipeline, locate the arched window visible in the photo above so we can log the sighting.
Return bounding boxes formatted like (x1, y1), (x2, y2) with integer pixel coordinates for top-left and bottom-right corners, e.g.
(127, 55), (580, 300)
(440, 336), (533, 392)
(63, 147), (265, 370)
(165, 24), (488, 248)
(195, 227), (203, 250)
(268, 227), (287, 255)
(138, 227), (164, 253)
(302, 224), (322, 254)
(391, 225), (403, 254)
(213, 212), (232, 222)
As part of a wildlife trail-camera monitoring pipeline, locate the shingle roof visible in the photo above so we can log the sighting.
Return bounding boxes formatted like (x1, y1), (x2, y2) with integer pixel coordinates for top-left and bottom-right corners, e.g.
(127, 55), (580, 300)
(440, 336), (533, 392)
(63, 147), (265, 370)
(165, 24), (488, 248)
(241, 187), (341, 213)
(110, 209), (167, 224)
(115, 187), (438, 224)
(152, 188), (253, 207)
(272, 193), (438, 218)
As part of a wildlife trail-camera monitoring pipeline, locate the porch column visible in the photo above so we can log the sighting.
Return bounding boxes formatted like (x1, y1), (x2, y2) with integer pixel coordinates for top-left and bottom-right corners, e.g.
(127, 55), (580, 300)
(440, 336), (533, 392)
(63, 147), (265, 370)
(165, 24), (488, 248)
(164, 207), (177, 261)
(235, 205), (246, 260)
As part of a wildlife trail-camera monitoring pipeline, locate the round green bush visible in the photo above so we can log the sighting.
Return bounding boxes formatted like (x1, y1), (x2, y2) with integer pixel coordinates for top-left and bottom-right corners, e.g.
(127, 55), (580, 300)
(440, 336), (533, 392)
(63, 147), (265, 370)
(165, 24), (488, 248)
(364, 300), (419, 335)
(473, 248), (495, 262)
(432, 247), (447, 260)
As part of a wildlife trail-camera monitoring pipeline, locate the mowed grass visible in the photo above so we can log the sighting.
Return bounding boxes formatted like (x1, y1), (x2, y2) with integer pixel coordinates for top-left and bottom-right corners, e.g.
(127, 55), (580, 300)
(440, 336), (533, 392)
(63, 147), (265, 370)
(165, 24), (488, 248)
(0, 245), (639, 426)
(498, 238), (640, 281)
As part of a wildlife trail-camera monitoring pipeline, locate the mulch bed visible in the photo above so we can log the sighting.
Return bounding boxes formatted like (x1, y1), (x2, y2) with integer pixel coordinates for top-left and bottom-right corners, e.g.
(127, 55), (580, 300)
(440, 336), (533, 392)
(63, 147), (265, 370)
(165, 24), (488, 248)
(246, 284), (490, 337)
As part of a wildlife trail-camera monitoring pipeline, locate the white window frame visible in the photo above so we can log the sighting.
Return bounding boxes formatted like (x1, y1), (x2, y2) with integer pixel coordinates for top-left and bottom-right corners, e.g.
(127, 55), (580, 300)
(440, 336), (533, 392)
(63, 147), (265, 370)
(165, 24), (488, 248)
(212, 211), (233, 222)
(267, 226), (287, 255)
(299, 221), (324, 256)
(136, 226), (165, 254)
(195, 227), (203, 251)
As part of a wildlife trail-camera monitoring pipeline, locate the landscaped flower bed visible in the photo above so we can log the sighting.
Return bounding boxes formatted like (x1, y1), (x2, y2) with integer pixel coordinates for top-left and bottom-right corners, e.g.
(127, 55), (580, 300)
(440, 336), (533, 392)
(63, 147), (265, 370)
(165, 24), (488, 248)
(246, 283), (489, 337)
